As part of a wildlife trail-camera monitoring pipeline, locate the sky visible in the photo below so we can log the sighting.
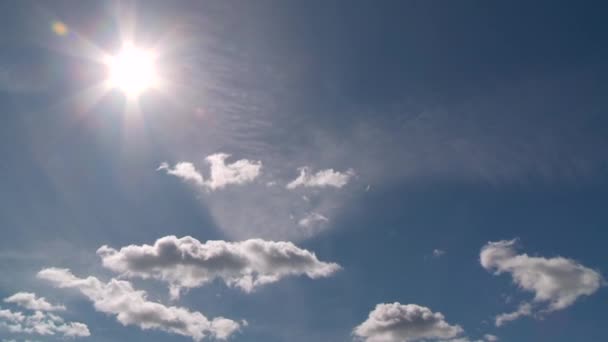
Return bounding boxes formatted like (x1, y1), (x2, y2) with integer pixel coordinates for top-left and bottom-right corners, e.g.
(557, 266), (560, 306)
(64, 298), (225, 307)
(0, 1), (607, 341)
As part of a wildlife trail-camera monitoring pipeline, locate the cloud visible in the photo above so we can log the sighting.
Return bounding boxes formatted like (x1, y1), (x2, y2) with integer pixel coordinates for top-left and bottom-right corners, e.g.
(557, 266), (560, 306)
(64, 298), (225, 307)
(481, 239), (603, 325)
(298, 212), (329, 229)
(0, 307), (89, 337)
(432, 249), (446, 258)
(159, 153), (262, 190)
(286, 167), (355, 189)
(483, 334), (499, 341)
(97, 236), (341, 299)
(205, 153), (262, 189)
(494, 303), (532, 327)
(443, 336), (497, 342)
(4, 293), (65, 312)
(37, 268), (239, 341)
(353, 303), (464, 342)
(158, 162), (204, 186)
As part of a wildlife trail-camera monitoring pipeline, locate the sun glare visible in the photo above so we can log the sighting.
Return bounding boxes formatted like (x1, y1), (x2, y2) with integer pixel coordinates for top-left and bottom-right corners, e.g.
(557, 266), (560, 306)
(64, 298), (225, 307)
(106, 43), (159, 97)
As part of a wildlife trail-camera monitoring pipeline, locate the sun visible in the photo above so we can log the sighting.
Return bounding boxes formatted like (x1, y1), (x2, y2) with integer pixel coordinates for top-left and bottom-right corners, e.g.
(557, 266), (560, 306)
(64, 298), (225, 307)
(105, 43), (160, 97)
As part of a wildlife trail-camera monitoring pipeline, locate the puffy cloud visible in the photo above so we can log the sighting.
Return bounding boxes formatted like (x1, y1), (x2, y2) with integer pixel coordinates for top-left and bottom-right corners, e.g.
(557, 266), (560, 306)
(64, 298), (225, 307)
(0, 307), (89, 337)
(159, 153), (262, 190)
(4, 293), (65, 312)
(37, 268), (240, 341)
(287, 167), (355, 189)
(97, 236), (341, 299)
(481, 239), (603, 325)
(353, 303), (464, 342)
(205, 153), (262, 190)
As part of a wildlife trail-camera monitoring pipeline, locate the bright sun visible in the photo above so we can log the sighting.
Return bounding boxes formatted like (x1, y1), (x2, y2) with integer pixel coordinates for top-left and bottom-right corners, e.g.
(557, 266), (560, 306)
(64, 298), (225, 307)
(106, 43), (160, 97)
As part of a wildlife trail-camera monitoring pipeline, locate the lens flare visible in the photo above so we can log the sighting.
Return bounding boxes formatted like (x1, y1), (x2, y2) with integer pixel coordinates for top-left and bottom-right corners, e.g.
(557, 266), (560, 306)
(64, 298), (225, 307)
(51, 21), (69, 36)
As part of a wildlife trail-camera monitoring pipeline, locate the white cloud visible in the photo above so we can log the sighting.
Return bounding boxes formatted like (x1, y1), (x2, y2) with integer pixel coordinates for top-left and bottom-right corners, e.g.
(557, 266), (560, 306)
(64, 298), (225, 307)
(298, 212), (329, 229)
(286, 167), (355, 189)
(205, 153), (262, 189)
(97, 236), (341, 299)
(481, 239), (603, 326)
(432, 249), (446, 258)
(158, 162), (204, 186)
(159, 153), (262, 190)
(37, 268), (239, 341)
(483, 334), (499, 341)
(0, 307), (89, 337)
(494, 303), (532, 327)
(4, 293), (65, 312)
(353, 303), (464, 342)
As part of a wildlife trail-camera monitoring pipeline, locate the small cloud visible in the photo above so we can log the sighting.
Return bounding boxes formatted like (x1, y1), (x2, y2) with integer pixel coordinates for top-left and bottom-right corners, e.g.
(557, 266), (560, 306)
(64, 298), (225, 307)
(0, 302), (89, 337)
(298, 212), (328, 229)
(286, 167), (355, 189)
(159, 153), (262, 191)
(484, 333), (499, 341)
(353, 303), (464, 342)
(481, 239), (603, 326)
(4, 292), (65, 312)
(495, 302), (533, 327)
(432, 249), (446, 258)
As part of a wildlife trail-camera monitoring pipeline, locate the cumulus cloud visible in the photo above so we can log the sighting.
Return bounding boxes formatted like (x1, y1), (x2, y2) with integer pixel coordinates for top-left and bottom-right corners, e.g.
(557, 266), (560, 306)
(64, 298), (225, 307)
(0, 307), (89, 337)
(37, 268), (239, 341)
(205, 153), (262, 189)
(159, 153), (262, 190)
(481, 239), (603, 326)
(97, 236), (341, 299)
(353, 303), (464, 342)
(4, 293), (65, 312)
(286, 167), (355, 189)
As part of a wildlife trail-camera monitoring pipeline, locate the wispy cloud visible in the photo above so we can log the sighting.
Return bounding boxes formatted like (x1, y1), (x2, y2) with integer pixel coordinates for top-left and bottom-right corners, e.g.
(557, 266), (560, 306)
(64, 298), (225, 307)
(432, 249), (446, 258)
(297, 212), (329, 229)
(287, 167), (355, 189)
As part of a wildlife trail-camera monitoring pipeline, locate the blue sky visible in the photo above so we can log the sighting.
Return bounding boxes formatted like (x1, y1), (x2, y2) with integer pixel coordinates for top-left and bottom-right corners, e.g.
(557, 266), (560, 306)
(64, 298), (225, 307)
(0, 1), (607, 341)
